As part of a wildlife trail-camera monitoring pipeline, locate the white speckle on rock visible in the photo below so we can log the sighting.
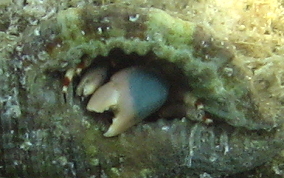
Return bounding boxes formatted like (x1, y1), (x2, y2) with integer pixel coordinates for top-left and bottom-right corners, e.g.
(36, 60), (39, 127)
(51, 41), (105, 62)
(20, 140), (33, 150)
(97, 27), (103, 34)
(34, 28), (40, 36)
(101, 17), (110, 23)
(161, 126), (170, 131)
(129, 14), (140, 22)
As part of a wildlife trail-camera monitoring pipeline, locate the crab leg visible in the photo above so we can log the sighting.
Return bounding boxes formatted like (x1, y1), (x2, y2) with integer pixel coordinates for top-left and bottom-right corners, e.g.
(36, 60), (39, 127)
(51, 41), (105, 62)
(62, 68), (76, 94)
(62, 60), (87, 95)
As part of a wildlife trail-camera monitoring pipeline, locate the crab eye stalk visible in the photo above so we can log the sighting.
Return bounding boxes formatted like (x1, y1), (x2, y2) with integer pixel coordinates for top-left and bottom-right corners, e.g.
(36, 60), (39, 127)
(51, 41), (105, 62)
(86, 67), (169, 137)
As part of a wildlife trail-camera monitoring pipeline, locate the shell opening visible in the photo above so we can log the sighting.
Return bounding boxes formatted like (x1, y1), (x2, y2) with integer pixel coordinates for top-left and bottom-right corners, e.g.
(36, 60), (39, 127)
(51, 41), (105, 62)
(72, 48), (193, 128)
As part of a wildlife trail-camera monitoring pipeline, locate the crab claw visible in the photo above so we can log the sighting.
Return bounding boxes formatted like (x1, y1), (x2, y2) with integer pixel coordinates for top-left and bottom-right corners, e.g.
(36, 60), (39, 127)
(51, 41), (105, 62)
(76, 66), (108, 97)
(87, 67), (169, 137)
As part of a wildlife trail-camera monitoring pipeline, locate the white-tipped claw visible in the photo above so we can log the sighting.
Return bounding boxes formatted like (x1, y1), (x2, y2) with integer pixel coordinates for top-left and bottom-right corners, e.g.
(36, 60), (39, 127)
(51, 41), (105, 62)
(103, 115), (136, 137)
(76, 67), (108, 97)
(86, 82), (119, 113)
(86, 80), (136, 137)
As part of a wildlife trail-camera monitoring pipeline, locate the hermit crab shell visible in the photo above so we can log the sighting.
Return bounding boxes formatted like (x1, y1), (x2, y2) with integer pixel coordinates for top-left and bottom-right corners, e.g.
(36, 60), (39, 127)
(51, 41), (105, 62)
(18, 5), (283, 130)
(10, 4), (284, 177)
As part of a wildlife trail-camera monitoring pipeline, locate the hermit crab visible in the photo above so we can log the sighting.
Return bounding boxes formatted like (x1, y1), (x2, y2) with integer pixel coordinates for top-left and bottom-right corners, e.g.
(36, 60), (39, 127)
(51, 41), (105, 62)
(63, 63), (169, 137)
(12, 3), (284, 177)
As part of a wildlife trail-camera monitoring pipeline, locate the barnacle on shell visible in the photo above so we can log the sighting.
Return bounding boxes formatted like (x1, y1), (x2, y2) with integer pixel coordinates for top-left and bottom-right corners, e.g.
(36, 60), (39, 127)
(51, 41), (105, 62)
(11, 3), (284, 177)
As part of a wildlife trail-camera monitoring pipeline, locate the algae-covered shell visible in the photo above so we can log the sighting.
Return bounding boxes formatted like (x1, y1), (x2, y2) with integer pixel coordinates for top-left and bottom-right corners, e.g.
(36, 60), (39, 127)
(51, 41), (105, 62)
(17, 4), (282, 130)
(4, 4), (283, 177)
